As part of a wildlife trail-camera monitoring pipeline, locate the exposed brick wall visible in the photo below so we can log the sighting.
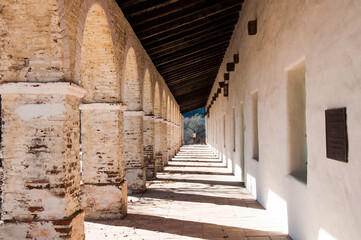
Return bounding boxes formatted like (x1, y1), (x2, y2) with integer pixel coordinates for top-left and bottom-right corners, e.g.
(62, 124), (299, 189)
(81, 108), (124, 184)
(0, 0), (64, 82)
(79, 4), (119, 103)
(154, 120), (164, 171)
(0, 0), (183, 238)
(143, 116), (155, 179)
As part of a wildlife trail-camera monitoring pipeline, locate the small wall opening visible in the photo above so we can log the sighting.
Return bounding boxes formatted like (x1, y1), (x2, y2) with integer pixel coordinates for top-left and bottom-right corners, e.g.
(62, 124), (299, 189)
(251, 91), (259, 161)
(287, 59), (307, 183)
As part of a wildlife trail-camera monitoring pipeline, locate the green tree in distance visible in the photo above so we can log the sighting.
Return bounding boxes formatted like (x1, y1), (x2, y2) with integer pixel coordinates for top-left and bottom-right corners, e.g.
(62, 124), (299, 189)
(184, 113), (205, 145)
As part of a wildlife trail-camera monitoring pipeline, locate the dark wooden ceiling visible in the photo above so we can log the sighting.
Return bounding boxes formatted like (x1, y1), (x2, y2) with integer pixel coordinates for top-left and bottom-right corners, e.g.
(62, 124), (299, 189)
(117, 0), (243, 113)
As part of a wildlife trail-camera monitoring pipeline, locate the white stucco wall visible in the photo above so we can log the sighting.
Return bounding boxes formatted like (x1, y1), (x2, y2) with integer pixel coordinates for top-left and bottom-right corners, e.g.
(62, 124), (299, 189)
(206, 1), (361, 239)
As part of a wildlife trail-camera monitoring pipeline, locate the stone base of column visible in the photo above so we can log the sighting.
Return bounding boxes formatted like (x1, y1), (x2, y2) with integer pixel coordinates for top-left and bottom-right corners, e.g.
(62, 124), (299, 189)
(80, 181), (127, 220)
(155, 153), (164, 172)
(146, 160), (157, 180)
(125, 167), (146, 193)
(0, 210), (84, 240)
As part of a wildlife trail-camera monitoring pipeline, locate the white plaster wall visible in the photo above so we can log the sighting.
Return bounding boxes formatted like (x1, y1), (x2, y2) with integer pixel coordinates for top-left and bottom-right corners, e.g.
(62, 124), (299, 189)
(207, 0), (361, 239)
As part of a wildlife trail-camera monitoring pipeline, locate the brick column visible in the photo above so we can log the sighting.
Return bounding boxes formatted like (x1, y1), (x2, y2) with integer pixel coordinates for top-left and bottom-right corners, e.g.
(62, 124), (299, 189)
(0, 82), (85, 240)
(154, 118), (164, 172)
(123, 111), (146, 193)
(79, 103), (127, 220)
(166, 121), (172, 164)
(180, 116), (184, 146)
(170, 123), (175, 159)
(162, 120), (169, 167)
(175, 124), (180, 153)
(143, 115), (156, 180)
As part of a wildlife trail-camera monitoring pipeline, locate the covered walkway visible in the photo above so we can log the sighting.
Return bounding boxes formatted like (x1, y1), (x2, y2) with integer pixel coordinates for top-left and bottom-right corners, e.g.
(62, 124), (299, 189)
(85, 145), (291, 240)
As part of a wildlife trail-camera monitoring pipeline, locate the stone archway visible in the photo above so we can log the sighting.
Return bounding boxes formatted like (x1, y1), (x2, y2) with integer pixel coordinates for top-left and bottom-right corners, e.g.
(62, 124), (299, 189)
(143, 69), (153, 115)
(123, 47), (141, 111)
(122, 46), (145, 193)
(142, 69), (156, 179)
(77, 2), (127, 220)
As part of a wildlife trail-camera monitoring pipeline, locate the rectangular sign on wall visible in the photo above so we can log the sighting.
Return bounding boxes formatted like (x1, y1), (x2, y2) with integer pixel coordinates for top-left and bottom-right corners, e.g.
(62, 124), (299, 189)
(325, 108), (348, 162)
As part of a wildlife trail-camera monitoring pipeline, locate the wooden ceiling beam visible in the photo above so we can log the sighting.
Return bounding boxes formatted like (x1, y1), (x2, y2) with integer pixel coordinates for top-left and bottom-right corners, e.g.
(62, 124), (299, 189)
(177, 88), (210, 103)
(127, 0), (203, 26)
(155, 41), (229, 67)
(171, 79), (214, 93)
(147, 25), (235, 56)
(157, 51), (226, 73)
(136, 0), (242, 39)
(167, 70), (219, 86)
(150, 32), (233, 59)
(161, 58), (222, 77)
(165, 66), (220, 83)
(166, 66), (219, 81)
(142, 12), (239, 47)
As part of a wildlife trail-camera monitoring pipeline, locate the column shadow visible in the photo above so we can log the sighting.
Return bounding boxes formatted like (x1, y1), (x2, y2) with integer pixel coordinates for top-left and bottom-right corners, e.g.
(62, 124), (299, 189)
(87, 214), (292, 239)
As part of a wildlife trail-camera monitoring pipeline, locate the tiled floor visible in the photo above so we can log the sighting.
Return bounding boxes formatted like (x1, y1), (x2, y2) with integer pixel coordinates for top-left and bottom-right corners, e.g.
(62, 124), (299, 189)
(85, 145), (292, 240)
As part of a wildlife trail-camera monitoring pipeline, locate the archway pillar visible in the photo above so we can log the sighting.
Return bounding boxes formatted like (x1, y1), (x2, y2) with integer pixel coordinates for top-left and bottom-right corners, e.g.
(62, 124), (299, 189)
(79, 103), (128, 220)
(0, 82), (86, 240)
(154, 118), (164, 172)
(171, 123), (174, 158)
(143, 115), (156, 180)
(166, 121), (172, 163)
(163, 120), (170, 166)
(123, 111), (146, 193)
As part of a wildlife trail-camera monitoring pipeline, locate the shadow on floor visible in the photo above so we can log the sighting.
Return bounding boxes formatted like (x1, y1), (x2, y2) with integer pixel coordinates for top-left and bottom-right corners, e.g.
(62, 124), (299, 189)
(87, 213), (291, 240)
(170, 159), (223, 163)
(162, 170), (233, 175)
(167, 164), (228, 168)
(139, 188), (263, 209)
(156, 177), (244, 187)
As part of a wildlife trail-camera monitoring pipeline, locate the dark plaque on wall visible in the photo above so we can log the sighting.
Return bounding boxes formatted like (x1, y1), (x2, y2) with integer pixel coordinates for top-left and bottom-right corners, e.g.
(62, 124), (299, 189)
(325, 108), (348, 162)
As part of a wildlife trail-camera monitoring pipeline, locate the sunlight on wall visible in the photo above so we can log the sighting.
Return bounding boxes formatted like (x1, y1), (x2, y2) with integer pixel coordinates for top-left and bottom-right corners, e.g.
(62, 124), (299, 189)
(267, 190), (289, 234)
(246, 173), (257, 198)
(222, 153), (227, 166)
(227, 156), (233, 172)
(318, 229), (338, 240)
(234, 162), (242, 181)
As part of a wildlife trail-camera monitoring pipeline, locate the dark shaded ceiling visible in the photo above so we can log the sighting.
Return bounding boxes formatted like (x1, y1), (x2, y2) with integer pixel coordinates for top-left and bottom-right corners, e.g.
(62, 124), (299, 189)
(117, 0), (243, 113)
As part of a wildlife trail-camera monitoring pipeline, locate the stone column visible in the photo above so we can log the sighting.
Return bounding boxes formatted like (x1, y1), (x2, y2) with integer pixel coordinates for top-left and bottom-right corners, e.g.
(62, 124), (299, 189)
(175, 124), (180, 152)
(166, 121), (172, 163)
(154, 118), (164, 172)
(143, 115), (156, 180)
(180, 116), (184, 146)
(162, 120), (169, 166)
(0, 82), (85, 240)
(79, 103), (127, 220)
(123, 111), (146, 193)
(171, 123), (175, 158)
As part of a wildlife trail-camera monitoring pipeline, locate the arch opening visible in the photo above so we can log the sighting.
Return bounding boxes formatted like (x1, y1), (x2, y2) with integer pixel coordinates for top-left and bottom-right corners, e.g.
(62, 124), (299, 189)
(80, 3), (118, 103)
(143, 69), (153, 114)
(123, 47), (140, 110)
(154, 82), (161, 117)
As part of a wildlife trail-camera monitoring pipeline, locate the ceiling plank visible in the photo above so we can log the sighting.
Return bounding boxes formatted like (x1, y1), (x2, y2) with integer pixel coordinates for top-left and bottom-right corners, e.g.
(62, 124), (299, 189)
(136, 0), (242, 39)
(143, 12), (239, 47)
(150, 32), (233, 59)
